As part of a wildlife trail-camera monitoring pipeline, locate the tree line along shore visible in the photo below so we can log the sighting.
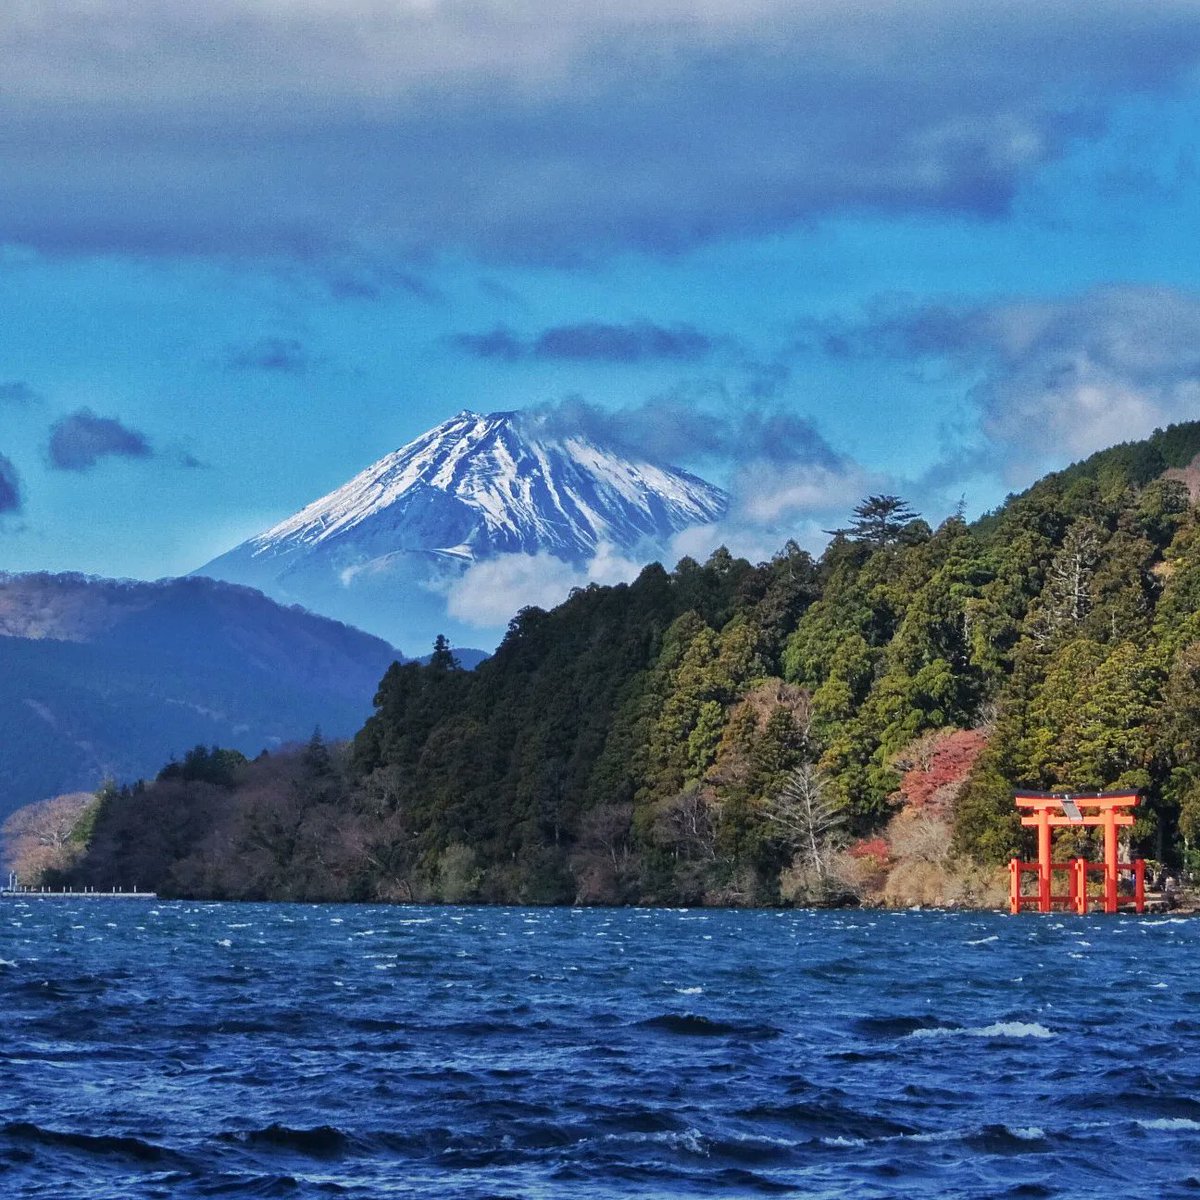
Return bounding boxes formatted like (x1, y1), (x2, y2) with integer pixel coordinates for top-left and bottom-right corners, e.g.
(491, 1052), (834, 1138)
(9, 423), (1200, 909)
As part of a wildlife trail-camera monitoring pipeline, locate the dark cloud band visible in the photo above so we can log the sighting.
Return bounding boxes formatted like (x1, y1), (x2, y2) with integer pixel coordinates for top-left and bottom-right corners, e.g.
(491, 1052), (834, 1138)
(47, 409), (153, 472)
(2, 3), (1198, 263)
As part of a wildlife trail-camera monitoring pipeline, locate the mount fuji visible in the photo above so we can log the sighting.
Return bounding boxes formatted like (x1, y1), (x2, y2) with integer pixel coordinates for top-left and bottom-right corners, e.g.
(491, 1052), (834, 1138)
(195, 410), (727, 652)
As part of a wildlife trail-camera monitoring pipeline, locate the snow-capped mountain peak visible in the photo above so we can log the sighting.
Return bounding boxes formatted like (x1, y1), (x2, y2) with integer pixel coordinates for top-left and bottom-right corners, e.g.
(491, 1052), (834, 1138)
(196, 408), (727, 649)
(244, 409), (725, 562)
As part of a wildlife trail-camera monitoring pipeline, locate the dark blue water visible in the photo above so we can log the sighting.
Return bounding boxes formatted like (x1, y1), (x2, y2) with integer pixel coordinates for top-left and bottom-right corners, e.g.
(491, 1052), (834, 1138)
(2, 903), (1199, 1199)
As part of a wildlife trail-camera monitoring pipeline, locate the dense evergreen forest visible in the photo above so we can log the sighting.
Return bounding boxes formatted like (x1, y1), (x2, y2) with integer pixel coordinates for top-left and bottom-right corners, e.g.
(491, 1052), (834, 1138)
(14, 421), (1200, 907)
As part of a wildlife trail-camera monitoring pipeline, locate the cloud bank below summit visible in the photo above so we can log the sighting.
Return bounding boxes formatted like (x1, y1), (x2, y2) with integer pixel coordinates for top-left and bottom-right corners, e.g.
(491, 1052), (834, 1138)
(440, 397), (880, 631)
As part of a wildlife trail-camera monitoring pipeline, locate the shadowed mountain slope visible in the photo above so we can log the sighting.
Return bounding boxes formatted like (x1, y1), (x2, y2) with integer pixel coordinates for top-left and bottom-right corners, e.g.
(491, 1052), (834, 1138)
(0, 573), (404, 819)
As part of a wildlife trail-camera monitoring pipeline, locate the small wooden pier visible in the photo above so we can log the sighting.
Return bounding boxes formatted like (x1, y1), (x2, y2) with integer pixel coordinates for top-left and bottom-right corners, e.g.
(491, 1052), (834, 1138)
(1009, 791), (1144, 915)
(1, 875), (157, 900)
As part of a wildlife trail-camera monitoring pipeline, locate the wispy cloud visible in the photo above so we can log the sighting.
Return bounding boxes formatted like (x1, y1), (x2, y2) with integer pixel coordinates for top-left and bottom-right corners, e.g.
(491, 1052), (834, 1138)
(0, 381), (41, 407)
(47, 409), (153, 472)
(453, 321), (717, 363)
(0, 454), (21, 513)
(529, 394), (883, 559)
(224, 336), (314, 374)
(521, 394), (844, 471)
(452, 328), (524, 361)
(2, 3), (1198, 262)
(818, 285), (1200, 481)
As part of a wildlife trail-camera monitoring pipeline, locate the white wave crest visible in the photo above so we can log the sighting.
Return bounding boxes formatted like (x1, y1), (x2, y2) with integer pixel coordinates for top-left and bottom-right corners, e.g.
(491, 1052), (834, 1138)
(909, 1021), (1054, 1041)
(1010, 1126), (1046, 1139)
(823, 1125), (1037, 1150)
(604, 1128), (709, 1156)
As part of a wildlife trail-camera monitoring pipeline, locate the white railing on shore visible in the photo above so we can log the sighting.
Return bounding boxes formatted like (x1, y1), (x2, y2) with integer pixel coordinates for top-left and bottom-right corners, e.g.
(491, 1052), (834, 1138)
(1, 877), (157, 899)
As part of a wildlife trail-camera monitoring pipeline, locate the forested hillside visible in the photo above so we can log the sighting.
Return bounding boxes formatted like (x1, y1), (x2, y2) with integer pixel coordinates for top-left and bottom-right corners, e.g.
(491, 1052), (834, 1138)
(24, 422), (1200, 906)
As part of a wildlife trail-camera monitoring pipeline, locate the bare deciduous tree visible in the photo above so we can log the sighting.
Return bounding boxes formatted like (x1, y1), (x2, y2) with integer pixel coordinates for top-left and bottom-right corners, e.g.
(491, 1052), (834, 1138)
(576, 803), (633, 869)
(1032, 521), (1102, 642)
(761, 762), (846, 880)
(650, 785), (717, 862)
(1, 792), (94, 884)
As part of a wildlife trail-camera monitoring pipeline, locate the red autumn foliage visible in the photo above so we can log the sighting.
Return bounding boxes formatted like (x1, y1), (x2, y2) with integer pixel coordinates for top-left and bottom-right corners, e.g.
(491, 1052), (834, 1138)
(848, 837), (890, 864)
(893, 728), (988, 815)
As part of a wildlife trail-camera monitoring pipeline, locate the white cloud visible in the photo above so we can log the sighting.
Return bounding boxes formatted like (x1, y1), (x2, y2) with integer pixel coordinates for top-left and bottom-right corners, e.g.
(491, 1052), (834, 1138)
(833, 285), (1200, 487)
(446, 542), (643, 628)
(667, 456), (886, 562)
(730, 460), (875, 525)
(961, 289), (1200, 473)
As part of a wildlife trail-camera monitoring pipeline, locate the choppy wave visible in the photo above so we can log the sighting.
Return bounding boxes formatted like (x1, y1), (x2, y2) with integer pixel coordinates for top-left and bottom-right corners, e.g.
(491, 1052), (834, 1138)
(218, 1123), (357, 1158)
(636, 1013), (781, 1039)
(1, 1121), (185, 1165)
(1, 903), (1198, 1198)
(907, 1020), (1055, 1040)
(1136, 1117), (1200, 1131)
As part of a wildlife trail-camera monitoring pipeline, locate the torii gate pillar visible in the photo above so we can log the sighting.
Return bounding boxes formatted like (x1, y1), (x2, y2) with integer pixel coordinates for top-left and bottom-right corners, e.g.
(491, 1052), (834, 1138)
(1036, 805), (1051, 913)
(1103, 806), (1118, 914)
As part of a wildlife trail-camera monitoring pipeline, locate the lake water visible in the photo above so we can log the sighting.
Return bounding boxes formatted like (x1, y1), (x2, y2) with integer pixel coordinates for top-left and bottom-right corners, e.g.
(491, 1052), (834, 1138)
(1, 902), (1198, 1199)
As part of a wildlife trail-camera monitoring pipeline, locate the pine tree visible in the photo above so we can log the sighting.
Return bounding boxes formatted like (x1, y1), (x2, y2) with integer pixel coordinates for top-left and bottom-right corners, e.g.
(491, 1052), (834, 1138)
(429, 633), (461, 671)
(302, 727), (333, 778)
(829, 495), (921, 547)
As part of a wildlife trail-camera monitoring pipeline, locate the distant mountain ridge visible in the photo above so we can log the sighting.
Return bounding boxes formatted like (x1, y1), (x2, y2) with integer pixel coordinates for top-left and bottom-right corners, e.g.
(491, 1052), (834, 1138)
(196, 409), (728, 649)
(0, 572), (404, 820)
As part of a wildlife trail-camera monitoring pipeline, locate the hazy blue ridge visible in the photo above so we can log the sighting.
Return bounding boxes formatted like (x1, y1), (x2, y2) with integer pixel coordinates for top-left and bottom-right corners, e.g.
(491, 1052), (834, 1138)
(0, 574), (403, 819)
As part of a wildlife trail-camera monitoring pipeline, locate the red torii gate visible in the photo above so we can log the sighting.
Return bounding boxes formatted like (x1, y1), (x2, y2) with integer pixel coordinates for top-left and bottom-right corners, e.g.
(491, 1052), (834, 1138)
(1009, 791), (1145, 915)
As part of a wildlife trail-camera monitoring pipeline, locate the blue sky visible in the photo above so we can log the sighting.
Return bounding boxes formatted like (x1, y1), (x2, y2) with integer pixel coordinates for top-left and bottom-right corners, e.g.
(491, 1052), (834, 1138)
(3, 1), (1200, 584)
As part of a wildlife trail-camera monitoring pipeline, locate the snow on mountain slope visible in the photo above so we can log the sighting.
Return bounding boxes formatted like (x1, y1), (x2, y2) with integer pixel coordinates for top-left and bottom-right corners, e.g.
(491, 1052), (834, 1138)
(196, 410), (727, 650)
(239, 410), (724, 562)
